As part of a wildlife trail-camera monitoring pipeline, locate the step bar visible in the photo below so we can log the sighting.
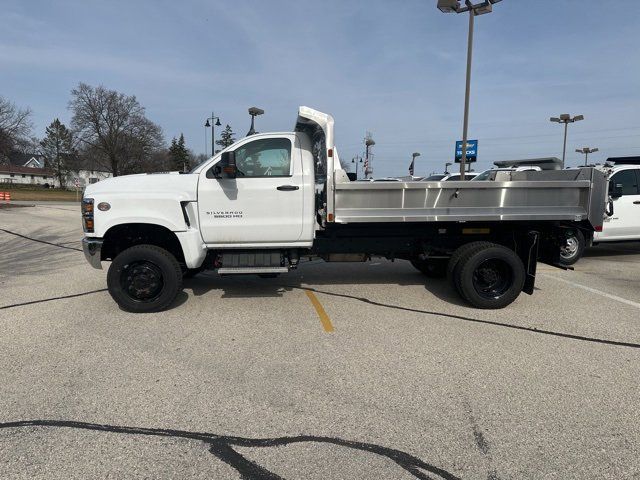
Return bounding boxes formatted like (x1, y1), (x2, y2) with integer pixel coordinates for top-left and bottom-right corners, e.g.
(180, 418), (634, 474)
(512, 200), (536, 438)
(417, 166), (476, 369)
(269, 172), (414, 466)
(217, 267), (289, 275)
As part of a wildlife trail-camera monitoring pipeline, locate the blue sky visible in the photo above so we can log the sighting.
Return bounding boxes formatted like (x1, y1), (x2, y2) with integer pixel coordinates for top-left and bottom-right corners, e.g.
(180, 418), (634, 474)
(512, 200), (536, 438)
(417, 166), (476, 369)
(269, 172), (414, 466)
(1, 0), (639, 177)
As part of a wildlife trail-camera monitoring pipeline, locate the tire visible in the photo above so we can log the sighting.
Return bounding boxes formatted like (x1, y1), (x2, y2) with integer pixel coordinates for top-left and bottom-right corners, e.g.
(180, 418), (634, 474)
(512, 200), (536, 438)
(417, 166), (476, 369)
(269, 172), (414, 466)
(454, 243), (525, 309)
(107, 244), (183, 313)
(559, 230), (585, 266)
(410, 258), (447, 278)
(447, 241), (494, 294)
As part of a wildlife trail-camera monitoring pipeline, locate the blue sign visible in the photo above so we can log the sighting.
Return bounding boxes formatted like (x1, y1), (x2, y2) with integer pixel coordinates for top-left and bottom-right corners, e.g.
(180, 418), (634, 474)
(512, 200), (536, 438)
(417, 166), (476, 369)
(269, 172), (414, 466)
(455, 139), (478, 163)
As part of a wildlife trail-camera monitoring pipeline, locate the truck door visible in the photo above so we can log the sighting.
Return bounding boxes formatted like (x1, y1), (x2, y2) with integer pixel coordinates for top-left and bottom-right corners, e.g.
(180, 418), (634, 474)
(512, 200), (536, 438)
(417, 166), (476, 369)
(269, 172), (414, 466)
(598, 168), (640, 240)
(197, 134), (304, 245)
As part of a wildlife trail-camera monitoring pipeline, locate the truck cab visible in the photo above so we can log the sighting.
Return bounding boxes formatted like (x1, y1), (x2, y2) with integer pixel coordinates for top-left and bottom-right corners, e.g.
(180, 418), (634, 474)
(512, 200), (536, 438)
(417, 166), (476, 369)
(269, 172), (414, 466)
(597, 163), (640, 241)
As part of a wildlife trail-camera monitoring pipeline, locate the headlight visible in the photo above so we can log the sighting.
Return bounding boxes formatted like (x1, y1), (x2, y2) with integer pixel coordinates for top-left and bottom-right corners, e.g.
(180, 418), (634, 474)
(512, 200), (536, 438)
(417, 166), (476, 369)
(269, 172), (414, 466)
(82, 198), (94, 233)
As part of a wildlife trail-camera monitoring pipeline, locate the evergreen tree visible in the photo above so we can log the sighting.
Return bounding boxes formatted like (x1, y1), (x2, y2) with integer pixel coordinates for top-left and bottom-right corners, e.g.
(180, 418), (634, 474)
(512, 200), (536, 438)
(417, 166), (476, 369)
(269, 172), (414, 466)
(40, 118), (75, 187)
(168, 133), (190, 171)
(216, 124), (236, 151)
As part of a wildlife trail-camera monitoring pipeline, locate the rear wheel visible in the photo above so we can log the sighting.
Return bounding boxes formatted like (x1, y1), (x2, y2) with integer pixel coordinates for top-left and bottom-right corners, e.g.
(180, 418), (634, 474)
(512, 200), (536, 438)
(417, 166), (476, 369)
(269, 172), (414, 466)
(559, 230), (585, 266)
(410, 258), (447, 278)
(447, 241), (493, 294)
(454, 243), (525, 309)
(107, 244), (183, 313)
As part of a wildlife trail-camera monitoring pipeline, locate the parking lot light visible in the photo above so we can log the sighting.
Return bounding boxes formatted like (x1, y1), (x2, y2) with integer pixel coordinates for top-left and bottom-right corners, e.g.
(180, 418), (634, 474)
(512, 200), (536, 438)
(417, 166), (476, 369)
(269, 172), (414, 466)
(435, 0), (502, 179)
(550, 114), (584, 168)
(576, 147), (599, 166)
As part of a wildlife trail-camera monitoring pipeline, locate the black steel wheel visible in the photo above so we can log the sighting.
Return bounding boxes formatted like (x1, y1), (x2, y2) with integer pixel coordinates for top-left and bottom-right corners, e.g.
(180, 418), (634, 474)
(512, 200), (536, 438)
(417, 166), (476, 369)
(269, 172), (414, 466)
(107, 244), (182, 313)
(121, 261), (164, 301)
(447, 241), (493, 294)
(454, 243), (525, 309)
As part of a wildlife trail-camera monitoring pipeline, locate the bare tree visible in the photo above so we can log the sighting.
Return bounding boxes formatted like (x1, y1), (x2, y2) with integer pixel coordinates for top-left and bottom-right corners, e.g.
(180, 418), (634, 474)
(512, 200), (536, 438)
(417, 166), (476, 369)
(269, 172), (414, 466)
(69, 83), (165, 176)
(0, 97), (33, 159)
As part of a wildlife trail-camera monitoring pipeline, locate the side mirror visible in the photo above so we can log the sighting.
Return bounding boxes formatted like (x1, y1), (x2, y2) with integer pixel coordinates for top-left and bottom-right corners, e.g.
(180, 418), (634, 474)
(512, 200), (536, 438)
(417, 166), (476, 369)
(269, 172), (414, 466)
(610, 182), (624, 199)
(220, 151), (237, 179)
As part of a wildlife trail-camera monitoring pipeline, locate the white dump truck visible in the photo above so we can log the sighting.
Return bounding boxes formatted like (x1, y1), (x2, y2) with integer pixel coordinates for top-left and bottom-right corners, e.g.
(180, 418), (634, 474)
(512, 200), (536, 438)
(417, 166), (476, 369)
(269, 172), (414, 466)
(82, 107), (608, 312)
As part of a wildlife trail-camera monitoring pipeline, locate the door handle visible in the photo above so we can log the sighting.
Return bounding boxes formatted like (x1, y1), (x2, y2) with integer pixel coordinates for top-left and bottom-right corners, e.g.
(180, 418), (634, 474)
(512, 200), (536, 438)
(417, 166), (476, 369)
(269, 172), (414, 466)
(634, 201), (640, 205)
(277, 185), (299, 191)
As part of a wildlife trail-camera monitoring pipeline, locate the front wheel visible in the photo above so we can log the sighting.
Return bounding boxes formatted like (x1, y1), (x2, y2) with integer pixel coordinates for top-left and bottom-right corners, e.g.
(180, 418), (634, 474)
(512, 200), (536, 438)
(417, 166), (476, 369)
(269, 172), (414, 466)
(559, 230), (585, 266)
(107, 244), (183, 313)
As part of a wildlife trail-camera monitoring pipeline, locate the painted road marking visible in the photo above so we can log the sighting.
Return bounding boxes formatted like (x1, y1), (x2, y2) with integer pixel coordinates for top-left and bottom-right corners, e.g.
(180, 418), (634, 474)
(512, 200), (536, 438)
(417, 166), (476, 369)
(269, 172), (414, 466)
(541, 273), (640, 310)
(305, 290), (334, 333)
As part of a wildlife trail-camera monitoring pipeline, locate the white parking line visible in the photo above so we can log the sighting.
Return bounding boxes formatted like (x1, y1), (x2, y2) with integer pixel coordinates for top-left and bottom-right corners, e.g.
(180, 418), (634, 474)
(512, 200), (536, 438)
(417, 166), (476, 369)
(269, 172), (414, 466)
(540, 273), (640, 310)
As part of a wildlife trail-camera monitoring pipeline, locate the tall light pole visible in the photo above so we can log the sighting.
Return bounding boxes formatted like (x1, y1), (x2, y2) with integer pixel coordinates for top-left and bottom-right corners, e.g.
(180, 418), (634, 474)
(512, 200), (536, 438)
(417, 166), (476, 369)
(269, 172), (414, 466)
(351, 155), (363, 178)
(445, 162), (452, 174)
(204, 113), (221, 156)
(576, 146), (598, 166)
(550, 114), (584, 168)
(409, 152), (421, 176)
(247, 107), (264, 136)
(437, 0), (502, 180)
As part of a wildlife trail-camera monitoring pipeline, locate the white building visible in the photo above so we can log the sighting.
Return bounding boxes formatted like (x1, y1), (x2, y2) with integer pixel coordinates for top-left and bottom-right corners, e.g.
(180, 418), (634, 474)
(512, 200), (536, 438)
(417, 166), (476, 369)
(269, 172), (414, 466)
(0, 153), (112, 188)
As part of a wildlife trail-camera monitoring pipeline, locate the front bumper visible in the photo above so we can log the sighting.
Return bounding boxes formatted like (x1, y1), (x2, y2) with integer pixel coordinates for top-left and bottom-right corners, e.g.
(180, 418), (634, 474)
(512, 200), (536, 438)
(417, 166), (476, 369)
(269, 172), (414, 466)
(82, 237), (104, 269)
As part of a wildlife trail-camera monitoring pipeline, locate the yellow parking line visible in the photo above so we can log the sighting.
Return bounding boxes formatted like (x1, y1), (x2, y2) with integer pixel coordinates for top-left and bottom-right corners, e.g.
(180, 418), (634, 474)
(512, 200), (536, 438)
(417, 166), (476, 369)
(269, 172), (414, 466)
(305, 290), (334, 333)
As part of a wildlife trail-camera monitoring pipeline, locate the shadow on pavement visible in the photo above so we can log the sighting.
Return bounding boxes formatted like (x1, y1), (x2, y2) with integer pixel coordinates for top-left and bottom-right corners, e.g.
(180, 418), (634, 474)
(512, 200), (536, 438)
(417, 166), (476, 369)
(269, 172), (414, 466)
(584, 242), (640, 258)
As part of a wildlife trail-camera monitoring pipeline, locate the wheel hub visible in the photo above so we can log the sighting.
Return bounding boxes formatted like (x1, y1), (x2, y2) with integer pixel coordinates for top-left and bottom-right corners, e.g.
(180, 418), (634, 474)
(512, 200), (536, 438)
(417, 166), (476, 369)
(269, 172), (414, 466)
(122, 262), (164, 301)
(561, 237), (578, 258)
(472, 259), (512, 299)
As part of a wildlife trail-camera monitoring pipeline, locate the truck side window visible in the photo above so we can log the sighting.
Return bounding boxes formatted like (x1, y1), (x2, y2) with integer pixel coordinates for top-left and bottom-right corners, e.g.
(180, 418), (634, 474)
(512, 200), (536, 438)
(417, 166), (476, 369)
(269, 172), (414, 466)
(610, 170), (639, 196)
(233, 138), (292, 177)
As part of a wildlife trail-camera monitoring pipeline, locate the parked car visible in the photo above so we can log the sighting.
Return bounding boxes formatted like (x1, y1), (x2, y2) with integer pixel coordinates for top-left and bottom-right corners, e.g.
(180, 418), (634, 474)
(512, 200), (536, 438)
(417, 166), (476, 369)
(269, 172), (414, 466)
(560, 159), (640, 265)
(471, 166), (542, 181)
(420, 172), (477, 181)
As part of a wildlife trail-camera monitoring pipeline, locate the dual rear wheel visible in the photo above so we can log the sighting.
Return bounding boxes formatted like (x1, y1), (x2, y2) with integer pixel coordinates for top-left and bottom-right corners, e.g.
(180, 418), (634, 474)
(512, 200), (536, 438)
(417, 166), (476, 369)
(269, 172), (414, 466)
(412, 242), (526, 309)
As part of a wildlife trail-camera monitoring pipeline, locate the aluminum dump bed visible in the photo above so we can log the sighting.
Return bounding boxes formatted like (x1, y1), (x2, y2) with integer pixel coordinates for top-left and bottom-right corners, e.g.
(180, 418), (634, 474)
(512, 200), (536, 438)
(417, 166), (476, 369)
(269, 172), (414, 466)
(333, 167), (608, 228)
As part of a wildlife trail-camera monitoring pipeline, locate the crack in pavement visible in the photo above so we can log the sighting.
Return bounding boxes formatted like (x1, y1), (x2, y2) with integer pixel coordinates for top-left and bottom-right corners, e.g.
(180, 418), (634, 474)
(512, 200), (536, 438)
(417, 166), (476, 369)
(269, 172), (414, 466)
(0, 289), (107, 310)
(292, 286), (640, 350)
(0, 228), (82, 252)
(0, 419), (460, 480)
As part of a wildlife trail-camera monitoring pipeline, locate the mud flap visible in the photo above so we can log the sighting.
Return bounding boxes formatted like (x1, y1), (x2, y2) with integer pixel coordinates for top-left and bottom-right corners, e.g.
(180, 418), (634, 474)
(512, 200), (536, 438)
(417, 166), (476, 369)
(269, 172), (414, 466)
(518, 231), (539, 295)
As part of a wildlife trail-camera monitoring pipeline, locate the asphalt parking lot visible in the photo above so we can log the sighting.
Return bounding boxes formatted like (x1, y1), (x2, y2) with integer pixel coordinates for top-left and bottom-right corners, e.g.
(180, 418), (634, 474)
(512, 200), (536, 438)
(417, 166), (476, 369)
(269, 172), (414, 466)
(1, 203), (639, 479)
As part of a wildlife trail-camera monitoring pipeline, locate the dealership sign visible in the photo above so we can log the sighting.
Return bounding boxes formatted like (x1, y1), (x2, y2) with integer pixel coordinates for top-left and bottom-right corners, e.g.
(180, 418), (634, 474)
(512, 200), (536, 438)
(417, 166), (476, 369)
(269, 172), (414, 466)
(455, 140), (478, 163)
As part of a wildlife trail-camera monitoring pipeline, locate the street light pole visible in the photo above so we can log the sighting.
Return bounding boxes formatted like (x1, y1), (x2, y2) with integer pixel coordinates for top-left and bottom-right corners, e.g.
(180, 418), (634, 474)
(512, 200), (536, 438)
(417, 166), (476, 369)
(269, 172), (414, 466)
(550, 114), (584, 168)
(459, 7), (474, 180)
(204, 113), (222, 156)
(436, 0), (502, 180)
(576, 147), (598, 166)
(409, 152), (421, 176)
